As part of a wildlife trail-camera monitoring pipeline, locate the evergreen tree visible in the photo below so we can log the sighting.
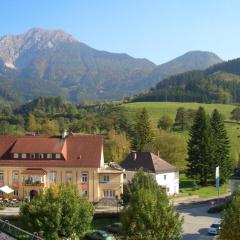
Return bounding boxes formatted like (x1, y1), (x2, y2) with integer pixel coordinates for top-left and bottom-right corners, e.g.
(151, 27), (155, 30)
(173, 107), (188, 131)
(157, 115), (173, 131)
(133, 108), (153, 150)
(187, 107), (215, 185)
(211, 109), (232, 182)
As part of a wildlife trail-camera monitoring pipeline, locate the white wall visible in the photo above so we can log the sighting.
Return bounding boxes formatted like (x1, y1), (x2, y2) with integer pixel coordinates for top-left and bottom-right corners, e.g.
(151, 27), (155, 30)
(124, 170), (179, 195)
(155, 171), (179, 195)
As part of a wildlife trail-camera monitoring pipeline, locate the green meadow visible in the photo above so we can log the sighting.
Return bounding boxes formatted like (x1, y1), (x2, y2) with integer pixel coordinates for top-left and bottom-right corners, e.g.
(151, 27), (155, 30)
(122, 102), (240, 162)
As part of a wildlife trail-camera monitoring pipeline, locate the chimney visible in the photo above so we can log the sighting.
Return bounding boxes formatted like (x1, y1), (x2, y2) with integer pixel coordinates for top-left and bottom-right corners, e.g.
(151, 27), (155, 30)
(62, 129), (68, 139)
(132, 151), (137, 160)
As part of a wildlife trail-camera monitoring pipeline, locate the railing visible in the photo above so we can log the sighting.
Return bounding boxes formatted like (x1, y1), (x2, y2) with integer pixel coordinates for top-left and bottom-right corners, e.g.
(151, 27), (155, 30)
(23, 181), (44, 187)
(0, 219), (44, 240)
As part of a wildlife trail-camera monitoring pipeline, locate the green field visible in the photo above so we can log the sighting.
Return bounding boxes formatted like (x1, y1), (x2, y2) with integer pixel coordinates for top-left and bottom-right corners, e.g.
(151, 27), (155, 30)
(122, 102), (240, 161)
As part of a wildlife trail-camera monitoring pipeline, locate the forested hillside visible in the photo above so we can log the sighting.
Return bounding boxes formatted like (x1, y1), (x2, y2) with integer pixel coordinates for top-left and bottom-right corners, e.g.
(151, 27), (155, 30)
(133, 58), (240, 103)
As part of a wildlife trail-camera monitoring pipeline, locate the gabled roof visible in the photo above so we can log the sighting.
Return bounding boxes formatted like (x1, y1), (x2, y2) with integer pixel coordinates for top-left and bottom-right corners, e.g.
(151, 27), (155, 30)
(0, 134), (103, 168)
(121, 152), (177, 174)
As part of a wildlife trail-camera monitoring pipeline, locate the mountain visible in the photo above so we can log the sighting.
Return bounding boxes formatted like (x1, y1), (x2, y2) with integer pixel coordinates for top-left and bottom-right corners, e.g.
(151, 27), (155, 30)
(133, 58), (240, 104)
(143, 51), (223, 87)
(0, 28), (222, 103)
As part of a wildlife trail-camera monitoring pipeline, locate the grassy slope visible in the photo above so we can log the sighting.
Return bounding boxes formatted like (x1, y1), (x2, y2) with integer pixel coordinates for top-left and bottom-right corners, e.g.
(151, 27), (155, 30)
(122, 102), (240, 161)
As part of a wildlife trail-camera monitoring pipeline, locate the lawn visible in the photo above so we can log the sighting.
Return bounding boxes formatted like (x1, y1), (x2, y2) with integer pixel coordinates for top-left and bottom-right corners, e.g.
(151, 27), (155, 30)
(176, 174), (231, 199)
(122, 102), (240, 161)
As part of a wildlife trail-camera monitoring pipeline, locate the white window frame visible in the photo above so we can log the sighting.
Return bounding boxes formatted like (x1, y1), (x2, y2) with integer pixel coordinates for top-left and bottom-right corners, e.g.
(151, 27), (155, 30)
(12, 172), (19, 182)
(30, 153), (35, 159)
(48, 171), (57, 183)
(47, 154), (52, 159)
(103, 190), (115, 198)
(81, 173), (88, 183)
(55, 154), (61, 159)
(65, 172), (72, 182)
(13, 153), (18, 159)
(103, 175), (110, 182)
(164, 174), (167, 181)
(39, 153), (44, 159)
(82, 190), (88, 196)
(13, 189), (19, 196)
(0, 172), (3, 181)
(21, 153), (26, 159)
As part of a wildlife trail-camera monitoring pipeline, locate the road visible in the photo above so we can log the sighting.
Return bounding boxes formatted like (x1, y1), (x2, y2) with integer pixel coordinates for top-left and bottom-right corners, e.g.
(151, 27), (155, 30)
(178, 203), (221, 240)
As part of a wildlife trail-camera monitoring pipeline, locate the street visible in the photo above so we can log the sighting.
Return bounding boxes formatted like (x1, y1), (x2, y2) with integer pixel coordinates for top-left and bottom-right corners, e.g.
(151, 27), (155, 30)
(178, 203), (221, 240)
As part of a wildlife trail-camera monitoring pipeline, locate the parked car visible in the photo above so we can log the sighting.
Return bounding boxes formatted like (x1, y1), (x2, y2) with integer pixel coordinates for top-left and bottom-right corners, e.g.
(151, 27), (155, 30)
(104, 222), (123, 234)
(208, 220), (221, 235)
(85, 230), (116, 240)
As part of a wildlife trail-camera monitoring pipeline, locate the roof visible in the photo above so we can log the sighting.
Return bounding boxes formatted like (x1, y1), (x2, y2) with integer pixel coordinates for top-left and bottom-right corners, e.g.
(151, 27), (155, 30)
(121, 152), (177, 174)
(230, 169), (240, 180)
(0, 134), (103, 168)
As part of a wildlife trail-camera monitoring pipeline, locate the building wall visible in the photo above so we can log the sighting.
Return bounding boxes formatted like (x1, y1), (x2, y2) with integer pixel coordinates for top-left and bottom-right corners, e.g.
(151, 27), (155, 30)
(155, 172), (179, 195)
(0, 166), (123, 202)
(123, 170), (179, 195)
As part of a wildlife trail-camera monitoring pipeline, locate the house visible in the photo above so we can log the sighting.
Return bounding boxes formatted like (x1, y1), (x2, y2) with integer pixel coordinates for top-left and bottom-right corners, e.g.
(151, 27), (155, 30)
(230, 168), (240, 194)
(121, 152), (179, 195)
(0, 133), (124, 202)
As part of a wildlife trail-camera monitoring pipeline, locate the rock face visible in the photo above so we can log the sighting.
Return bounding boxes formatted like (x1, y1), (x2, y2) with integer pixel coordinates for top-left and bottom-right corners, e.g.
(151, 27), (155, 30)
(0, 28), (77, 68)
(0, 28), (223, 102)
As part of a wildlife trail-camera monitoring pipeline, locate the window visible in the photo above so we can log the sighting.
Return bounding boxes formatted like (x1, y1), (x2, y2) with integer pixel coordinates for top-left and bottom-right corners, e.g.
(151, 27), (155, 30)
(13, 189), (19, 196)
(13, 153), (18, 159)
(82, 190), (88, 196)
(30, 154), (35, 159)
(164, 175), (167, 181)
(65, 172), (72, 181)
(103, 190), (115, 198)
(48, 172), (57, 183)
(39, 153), (44, 159)
(55, 154), (61, 159)
(103, 175), (110, 182)
(123, 174), (126, 180)
(47, 154), (52, 159)
(21, 153), (26, 159)
(0, 172), (4, 181)
(81, 173), (88, 183)
(12, 172), (19, 182)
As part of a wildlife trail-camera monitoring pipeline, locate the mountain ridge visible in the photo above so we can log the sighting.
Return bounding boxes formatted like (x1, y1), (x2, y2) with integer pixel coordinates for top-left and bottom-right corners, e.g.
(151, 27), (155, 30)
(0, 28), (223, 103)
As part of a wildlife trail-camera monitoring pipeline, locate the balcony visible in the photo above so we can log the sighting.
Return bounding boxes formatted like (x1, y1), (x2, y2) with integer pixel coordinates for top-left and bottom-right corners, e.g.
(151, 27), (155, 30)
(23, 179), (45, 187)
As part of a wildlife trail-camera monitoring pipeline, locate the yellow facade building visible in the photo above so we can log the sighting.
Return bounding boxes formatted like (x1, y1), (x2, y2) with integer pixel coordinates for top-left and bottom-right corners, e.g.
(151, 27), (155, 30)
(0, 134), (124, 202)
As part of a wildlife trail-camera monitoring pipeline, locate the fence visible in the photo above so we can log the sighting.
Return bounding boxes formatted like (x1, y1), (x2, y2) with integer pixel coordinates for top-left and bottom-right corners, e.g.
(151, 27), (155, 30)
(0, 218), (44, 240)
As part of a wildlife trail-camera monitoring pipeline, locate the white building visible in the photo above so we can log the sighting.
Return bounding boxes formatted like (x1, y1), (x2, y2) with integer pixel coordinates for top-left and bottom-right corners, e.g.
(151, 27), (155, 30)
(121, 152), (179, 195)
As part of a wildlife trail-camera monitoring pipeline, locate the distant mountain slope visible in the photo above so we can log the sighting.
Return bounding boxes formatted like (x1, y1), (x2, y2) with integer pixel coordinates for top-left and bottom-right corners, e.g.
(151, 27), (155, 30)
(0, 28), (223, 102)
(144, 51), (223, 86)
(133, 58), (240, 104)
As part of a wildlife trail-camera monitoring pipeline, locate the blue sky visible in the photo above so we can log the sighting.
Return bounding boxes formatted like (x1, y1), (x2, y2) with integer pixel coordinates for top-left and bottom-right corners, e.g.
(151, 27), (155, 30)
(1, 0), (239, 64)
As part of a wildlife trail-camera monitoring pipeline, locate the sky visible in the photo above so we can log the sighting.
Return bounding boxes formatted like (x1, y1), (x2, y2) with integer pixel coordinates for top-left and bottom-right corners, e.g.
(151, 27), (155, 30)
(0, 0), (240, 64)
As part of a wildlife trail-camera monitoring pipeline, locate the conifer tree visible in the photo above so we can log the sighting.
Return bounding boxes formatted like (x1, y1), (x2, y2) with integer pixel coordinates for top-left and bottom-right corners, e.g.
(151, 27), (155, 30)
(133, 108), (153, 151)
(211, 109), (232, 182)
(187, 107), (214, 185)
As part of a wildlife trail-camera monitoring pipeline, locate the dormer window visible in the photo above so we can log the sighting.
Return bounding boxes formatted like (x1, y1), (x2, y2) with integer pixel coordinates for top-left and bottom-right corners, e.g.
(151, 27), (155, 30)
(30, 154), (35, 159)
(39, 154), (44, 159)
(13, 153), (18, 159)
(22, 153), (26, 159)
(47, 154), (52, 159)
(55, 154), (61, 159)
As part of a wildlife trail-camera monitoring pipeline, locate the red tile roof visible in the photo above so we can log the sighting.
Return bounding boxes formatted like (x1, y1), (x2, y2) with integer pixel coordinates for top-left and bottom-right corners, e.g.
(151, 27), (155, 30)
(0, 134), (103, 168)
(121, 152), (177, 173)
